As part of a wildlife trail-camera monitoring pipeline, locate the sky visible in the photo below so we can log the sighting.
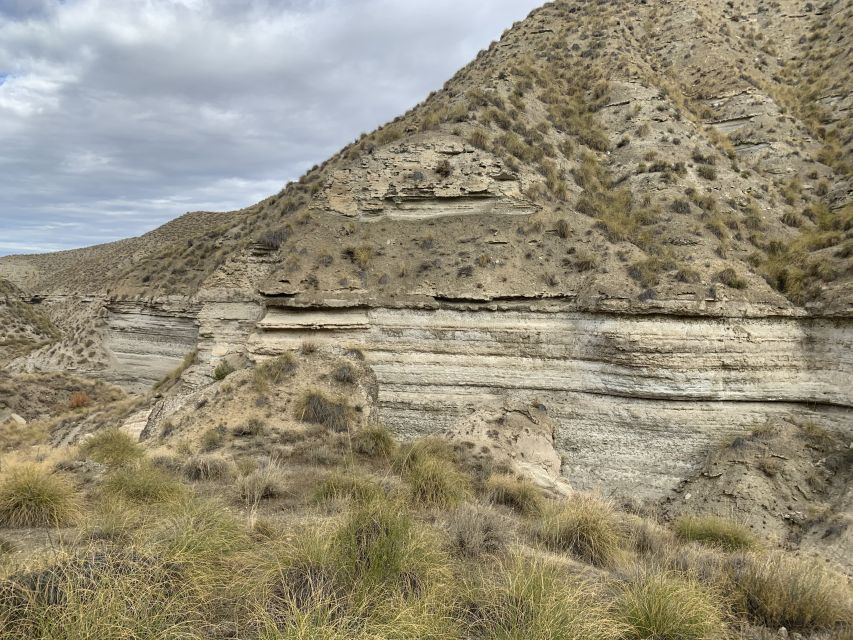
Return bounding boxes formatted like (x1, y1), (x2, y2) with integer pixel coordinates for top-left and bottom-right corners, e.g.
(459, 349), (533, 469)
(0, 0), (543, 256)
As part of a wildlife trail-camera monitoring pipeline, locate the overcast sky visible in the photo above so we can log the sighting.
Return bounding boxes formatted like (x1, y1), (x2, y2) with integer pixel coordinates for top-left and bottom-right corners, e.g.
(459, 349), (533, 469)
(0, 0), (542, 256)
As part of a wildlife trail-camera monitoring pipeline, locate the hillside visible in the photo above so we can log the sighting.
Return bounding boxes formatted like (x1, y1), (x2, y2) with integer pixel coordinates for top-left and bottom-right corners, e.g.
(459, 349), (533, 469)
(1, 0), (850, 312)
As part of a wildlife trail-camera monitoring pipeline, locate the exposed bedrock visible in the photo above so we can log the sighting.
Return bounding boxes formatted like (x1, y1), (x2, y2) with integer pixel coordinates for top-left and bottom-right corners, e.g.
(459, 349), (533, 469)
(242, 304), (852, 498)
(101, 300), (199, 391)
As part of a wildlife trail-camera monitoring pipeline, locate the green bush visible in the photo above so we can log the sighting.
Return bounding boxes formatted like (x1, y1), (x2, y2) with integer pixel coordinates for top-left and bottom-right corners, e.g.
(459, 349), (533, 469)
(0, 465), (80, 527)
(213, 361), (235, 380)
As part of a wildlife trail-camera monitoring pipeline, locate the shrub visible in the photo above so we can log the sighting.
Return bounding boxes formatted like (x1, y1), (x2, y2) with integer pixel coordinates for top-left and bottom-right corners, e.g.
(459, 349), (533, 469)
(618, 570), (725, 640)
(68, 392), (91, 409)
(232, 418), (265, 438)
(671, 198), (691, 214)
(200, 426), (226, 452)
(405, 457), (469, 509)
(344, 245), (374, 270)
(435, 158), (453, 177)
(676, 267), (702, 284)
(314, 472), (382, 504)
(352, 426), (396, 458)
(675, 515), (756, 551)
(257, 227), (290, 251)
(78, 428), (144, 467)
(0, 465), (80, 527)
(716, 267), (747, 289)
(532, 495), (621, 567)
(485, 474), (543, 515)
(254, 353), (296, 387)
(447, 504), (508, 558)
(331, 363), (357, 384)
(213, 361), (235, 380)
(465, 555), (620, 640)
(182, 454), (234, 481)
(295, 391), (353, 433)
(555, 219), (571, 239)
(697, 165), (717, 180)
(101, 462), (184, 504)
(730, 551), (853, 631)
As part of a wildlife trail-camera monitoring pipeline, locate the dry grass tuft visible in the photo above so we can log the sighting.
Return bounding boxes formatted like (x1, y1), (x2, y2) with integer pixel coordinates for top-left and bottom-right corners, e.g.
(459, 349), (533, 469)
(618, 569), (726, 640)
(295, 390), (354, 433)
(532, 494), (622, 567)
(0, 465), (80, 528)
(485, 473), (543, 515)
(78, 428), (144, 468)
(675, 515), (757, 551)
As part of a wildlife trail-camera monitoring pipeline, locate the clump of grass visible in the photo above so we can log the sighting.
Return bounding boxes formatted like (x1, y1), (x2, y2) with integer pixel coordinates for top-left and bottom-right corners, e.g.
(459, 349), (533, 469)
(78, 428), (144, 467)
(314, 472), (383, 504)
(238, 461), (286, 502)
(446, 504), (508, 558)
(0, 465), (81, 527)
(404, 456), (469, 509)
(332, 499), (444, 592)
(182, 454), (234, 481)
(232, 418), (265, 438)
(716, 267), (747, 289)
(352, 426), (396, 459)
(623, 516), (676, 557)
(295, 391), (354, 433)
(485, 473), (543, 515)
(331, 362), (357, 384)
(618, 569), (725, 640)
(675, 515), (757, 551)
(532, 494), (622, 567)
(200, 426), (226, 452)
(253, 353), (297, 389)
(101, 462), (184, 505)
(393, 438), (457, 474)
(213, 361), (235, 380)
(0, 547), (204, 638)
(465, 555), (620, 640)
(730, 551), (853, 631)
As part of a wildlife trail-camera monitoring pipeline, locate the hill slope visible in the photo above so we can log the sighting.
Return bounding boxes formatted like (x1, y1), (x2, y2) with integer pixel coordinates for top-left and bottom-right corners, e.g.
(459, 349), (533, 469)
(0, 0), (850, 312)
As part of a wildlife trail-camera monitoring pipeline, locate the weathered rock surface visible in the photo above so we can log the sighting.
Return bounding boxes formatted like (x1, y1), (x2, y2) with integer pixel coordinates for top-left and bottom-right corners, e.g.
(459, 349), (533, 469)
(239, 301), (852, 498)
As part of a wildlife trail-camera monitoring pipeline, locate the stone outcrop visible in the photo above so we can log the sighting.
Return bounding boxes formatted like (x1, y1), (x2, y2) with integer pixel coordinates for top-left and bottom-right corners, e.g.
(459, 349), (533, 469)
(236, 299), (852, 498)
(315, 137), (538, 220)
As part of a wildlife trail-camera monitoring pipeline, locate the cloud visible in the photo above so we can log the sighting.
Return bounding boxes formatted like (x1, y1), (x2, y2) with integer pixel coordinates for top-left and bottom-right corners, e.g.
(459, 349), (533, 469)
(0, 0), (542, 255)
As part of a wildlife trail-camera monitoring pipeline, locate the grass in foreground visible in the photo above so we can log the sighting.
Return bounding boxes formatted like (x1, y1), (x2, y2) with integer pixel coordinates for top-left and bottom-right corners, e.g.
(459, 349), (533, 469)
(0, 465), (80, 528)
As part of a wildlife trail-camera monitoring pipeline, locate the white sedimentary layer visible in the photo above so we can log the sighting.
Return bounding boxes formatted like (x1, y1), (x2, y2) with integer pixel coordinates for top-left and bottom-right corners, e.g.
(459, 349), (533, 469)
(245, 306), (852, 497)
(103, 302), (199, 390)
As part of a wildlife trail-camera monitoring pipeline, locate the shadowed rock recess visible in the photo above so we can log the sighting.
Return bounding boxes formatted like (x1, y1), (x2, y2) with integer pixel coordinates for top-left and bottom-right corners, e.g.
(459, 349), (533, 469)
(1, 0), (850, 508)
